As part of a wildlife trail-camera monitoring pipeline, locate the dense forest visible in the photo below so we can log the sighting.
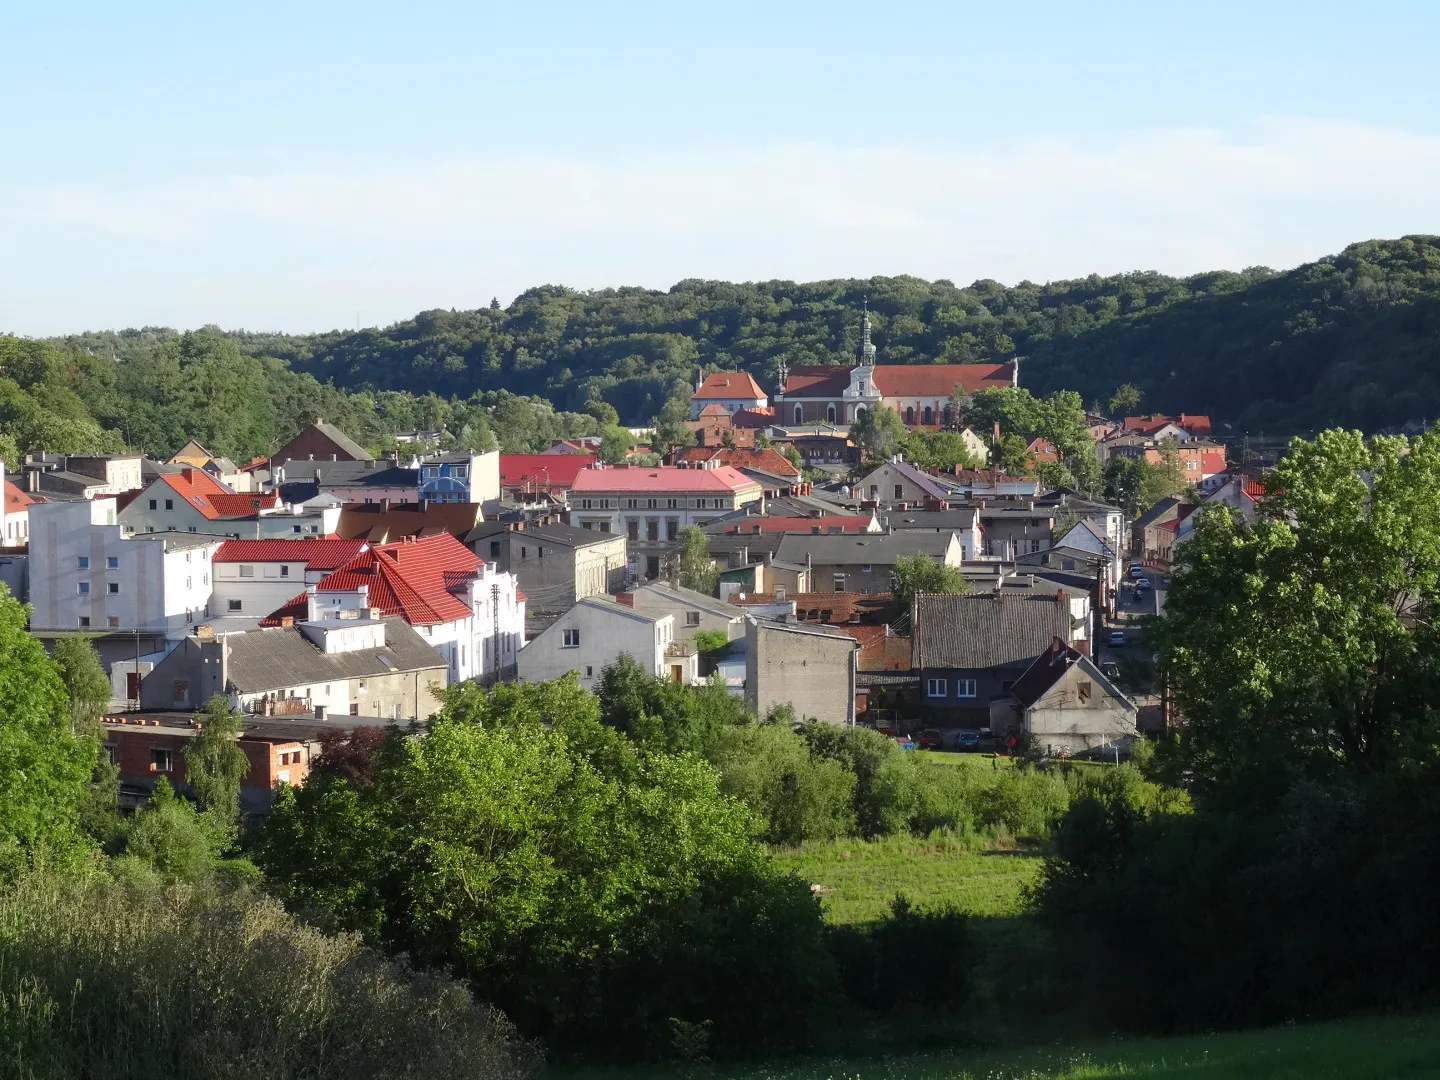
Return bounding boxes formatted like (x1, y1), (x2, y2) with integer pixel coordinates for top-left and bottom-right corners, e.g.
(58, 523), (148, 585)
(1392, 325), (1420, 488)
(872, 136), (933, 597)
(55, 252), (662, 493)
(7, 235), (1439, 464)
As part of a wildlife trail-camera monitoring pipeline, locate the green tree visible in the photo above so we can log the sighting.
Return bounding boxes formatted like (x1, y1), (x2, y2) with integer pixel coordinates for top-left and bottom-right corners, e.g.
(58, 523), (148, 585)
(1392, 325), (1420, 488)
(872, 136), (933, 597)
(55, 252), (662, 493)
(677, 524), (718, 594)
(1107, 382), (1142, 416)
(890, 553), (968, 627)
(1137, 438), (1188, 508)
(186, 695), (251, 834)
(650, 394), (695, 453)
(0, 587), (95, 876)
(693, 629), (728, 653)
(994, 432), (1029, 475)
(707, 724), (856, 845)
(120, 776), (217, 882)
(850, 405), (907, 464)
(906, 430), (982, 472)
(597, 423), (633, 463)
(50, 635), (111, 738)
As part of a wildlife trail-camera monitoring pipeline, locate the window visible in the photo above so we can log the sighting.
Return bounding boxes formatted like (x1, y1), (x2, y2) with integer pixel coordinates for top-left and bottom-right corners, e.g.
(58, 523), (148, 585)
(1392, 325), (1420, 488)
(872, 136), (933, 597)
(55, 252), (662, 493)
(686, 611), (701, 626)
(293, 525), (302, 534)
(581, 498), (592, 510)
(187, 526), (197, 533)
(521, 546), (528, 559)
(599, 522), (610, 533)
(894, 484), (904, 499)
(107, 582), (120, 594)
(581, 521), (593, 530)
(627, 519), (639, 541)
(826, 403), (836, 423)
(646, 520), (659, 542)
(861, 564), (872, 574)
(956, 679), (977, 698)
(148, 499), (157, 510)
(1062, 559), (1076, 571)
(667, 498), (678, 509)
(78, 616), (90, 628)
(238, 565), (254, 578)
(923, 405), (934, 425)
(869, 485), (878, 498)
(666, 519), (679, 541)
(562, 628), (580, 648)
(107, 556), (118, 569)
(584, 665), (594, 678)
(647, 498), (658, 509)
(108, 616), (120, 628)
(832, 574), (846, 590)
(102, 744), (117, 765)
(280, 565), (290, 577)
(349, 704), (360, 716)
(794, 404), (803, 424)
(77, 582), (89, 595)
(927, 678), (947, 698)
(905, 406), (915, 425)
(538, 545), (544, 560)
(1078, 681), (1092, 703)
(1031, 538), (1042, 553)
(77, 556), (89, 569)
(228, 599), (242, 612)
(164, 499), (173, 511)
(150, 748), (174, 773)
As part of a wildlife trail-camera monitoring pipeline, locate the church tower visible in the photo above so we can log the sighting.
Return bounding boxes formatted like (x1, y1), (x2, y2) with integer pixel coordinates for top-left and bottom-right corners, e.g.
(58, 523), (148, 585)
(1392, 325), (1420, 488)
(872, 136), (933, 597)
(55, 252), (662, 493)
(855, 300), (877, 366)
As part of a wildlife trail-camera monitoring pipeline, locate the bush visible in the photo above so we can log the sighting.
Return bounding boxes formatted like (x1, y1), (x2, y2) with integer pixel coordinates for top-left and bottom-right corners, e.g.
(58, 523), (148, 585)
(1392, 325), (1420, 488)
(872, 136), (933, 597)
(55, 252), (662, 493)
(0, 871), (534, 1080)
(708, 724), (855, 845)
(800, 724), (918, 838)
(827, 895), (974, 1014)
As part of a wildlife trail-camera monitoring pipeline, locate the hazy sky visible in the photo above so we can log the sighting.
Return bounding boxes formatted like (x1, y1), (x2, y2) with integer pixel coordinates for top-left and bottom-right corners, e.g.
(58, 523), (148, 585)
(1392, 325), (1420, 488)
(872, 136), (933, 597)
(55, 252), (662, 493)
(3, 1), (1439, 335)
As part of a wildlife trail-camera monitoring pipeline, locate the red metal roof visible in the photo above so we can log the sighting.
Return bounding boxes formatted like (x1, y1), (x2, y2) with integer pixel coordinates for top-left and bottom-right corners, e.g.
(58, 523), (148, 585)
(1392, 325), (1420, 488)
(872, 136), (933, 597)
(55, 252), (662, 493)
(870, 362), (1016, 398)
(214, 538), (368, 568)
(693, 371), (767, 400)
(499, 453), (597, 489)
(312, 533), (482, 625)
(570, 464), (762, 494)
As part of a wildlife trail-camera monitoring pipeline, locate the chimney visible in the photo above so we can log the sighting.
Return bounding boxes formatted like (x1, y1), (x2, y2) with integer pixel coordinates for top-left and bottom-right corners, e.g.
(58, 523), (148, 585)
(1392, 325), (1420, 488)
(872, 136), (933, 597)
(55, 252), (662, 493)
(615, 592), (634, 606)
(181, 467), (194, 483)
(26, 468), (39, 493)
(280, 615), (295, 628)
(194, 624), (215, 639)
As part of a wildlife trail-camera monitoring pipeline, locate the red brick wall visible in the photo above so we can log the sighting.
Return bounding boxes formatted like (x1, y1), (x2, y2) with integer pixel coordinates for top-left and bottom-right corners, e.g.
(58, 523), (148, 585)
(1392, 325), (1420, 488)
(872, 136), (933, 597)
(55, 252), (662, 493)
(102, 725), (309, 793)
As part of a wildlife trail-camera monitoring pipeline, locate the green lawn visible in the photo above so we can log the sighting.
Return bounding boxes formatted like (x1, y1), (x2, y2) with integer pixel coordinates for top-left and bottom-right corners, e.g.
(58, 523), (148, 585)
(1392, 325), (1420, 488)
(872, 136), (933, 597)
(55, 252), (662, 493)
(771, 835), (1041, 924)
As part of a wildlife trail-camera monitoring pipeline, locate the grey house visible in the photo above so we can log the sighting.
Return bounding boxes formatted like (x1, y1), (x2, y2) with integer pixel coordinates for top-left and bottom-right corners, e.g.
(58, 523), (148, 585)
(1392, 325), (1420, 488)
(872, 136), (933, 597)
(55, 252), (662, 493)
(1003, 638), (1137, 754)
(771, 531), (964, 595)
(911, 591), (1077, 727)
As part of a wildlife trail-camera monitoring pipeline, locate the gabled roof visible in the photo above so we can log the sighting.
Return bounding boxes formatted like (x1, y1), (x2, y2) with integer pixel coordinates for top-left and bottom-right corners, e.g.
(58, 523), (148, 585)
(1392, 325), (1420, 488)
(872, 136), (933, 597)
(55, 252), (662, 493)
(570, 465), (762, 494)
(1134, 497), (1186, 532)
(334, 502), (485, 544)
(498, 453), (597, 489)
(780, 365), (854, 398)
(772, 530), (959, 567)
(693, 371), (767, 400)
(214, 538), (368, 568)
(219, 618), (445, 693)
(673, 446), (802, 478)
(731, 407), (776, 428)
(721, 514), (875, 535)
(866, 459), (954, 502)
(913, 592), (1073, 670)
(464, 521), (617, 548)
(144, 470), (236, 520)
(624, 581), (749, 620)
(274, 421), (374, 464)
(4, 481), (35, 511)
(1122, 414), (1213, 437)
(869, 362), (1016, 398)
(1009, 637), (1133, 712)
(310, 533), (484, 626)
(168, 439), (214, 467)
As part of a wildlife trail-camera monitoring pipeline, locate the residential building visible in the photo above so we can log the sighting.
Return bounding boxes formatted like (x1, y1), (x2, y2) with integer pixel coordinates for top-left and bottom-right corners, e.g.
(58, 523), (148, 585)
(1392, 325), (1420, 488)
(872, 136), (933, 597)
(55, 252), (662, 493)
(856, 459), (956, 507)
(167, 440), (256, 492)
(911, 591), (1078, 727)
(417, 450), (501, 505)
(671, 446), (802, 483)
(771, 530), (965, 594)
(1203, 475), (1266, 520)
(210, 538), (369, 619)
(27, 497), (221, 666)
(517, 595), (685, 688)
(2, 468), (34, 546)
(99, 712), (393, 814)
(768, 425), (859, 467)
(1133, 498), (1197, 562)
(689, 370), (768, 419)
(336, 500), (485, 544)
(976, 505), (1056, 559)
(957, 427), (991, 465)
(271, 420), (373, 465)
(1121, 413), (1213, 438)
(272, 458), (421, 504)
(119, 472), (343, 539)
(882, 507), (982, 560)
(1036, 490), (1128, 563)
(999, 637), (1137, 755)
(498, 453), (598, 504)
(466, 521), (627, 613)
(568, 464), (764, 580)
(617, 582), (747, 640)
(268, 533), (525, 684)
(745, 617), (859, 725)
(950, 468), (1039, 497)
(773, 308), (1017, 426)
(1142, 442), (1227, 481)
(20, 452), (145, 500)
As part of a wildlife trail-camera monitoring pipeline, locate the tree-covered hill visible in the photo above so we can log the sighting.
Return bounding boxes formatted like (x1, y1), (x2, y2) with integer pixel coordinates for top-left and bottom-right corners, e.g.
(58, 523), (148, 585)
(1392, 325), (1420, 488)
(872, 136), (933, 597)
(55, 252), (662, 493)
(44, 235), (1440, 435)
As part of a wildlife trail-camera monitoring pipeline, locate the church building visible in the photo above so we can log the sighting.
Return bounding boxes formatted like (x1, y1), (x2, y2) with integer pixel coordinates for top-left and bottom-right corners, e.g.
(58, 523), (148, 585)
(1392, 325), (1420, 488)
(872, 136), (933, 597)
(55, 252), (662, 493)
(774, 306), (1019, 427)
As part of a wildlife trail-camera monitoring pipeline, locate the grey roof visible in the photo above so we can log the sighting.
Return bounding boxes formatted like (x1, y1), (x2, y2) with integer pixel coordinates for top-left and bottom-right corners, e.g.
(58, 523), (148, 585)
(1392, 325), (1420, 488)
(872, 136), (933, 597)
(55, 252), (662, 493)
(773, 530), (958, 567)
(862, 460), (955, 501)
(130, 532), (232, 551)
(221, 618), (445, 693)
(465, 521), (618, 548)
(885, 509), (980, 531)
(913, 592), (1074, 670)
(631, 581), (748, 619)
(277, 460), (418, 489)
(1010, 642), (1134, 712)
(1134, 497), (1184, 532)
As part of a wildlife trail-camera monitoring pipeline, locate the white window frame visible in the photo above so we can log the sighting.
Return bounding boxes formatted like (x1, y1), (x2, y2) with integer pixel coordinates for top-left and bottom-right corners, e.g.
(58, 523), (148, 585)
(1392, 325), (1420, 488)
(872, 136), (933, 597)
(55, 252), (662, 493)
(956, 679), (977, 698)
(926, 678), (947, 698)
(562, 628), (580, 649)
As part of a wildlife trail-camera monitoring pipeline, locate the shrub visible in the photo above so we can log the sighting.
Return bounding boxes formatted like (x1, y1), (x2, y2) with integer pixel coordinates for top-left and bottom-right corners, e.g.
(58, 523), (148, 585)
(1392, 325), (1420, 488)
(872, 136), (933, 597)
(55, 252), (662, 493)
(0, 872), (534, 1080)
(708, 724), (856, 845)
(800, 724), (917, 838)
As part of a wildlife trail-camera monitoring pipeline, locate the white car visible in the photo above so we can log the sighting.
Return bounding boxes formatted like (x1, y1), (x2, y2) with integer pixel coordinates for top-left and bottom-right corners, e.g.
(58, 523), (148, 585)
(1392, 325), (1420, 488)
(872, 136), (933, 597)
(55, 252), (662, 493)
(1135, 577), (1152, 590)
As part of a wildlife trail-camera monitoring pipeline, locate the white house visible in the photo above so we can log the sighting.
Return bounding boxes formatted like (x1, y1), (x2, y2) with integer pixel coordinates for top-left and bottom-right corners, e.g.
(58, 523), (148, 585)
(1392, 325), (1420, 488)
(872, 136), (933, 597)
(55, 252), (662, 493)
(417, 450), (501, 505)
(210, 538), (369, 619)
(288, 533), (525, 685)
(517, 596), (692, 688)
(689, 371), (769, 419)
(27, 497), (222, 667)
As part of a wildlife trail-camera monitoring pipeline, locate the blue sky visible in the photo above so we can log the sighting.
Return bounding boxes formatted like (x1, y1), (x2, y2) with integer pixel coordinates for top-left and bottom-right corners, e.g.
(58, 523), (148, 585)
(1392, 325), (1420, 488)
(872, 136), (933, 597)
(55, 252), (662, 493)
(3, 1), (1439, 334)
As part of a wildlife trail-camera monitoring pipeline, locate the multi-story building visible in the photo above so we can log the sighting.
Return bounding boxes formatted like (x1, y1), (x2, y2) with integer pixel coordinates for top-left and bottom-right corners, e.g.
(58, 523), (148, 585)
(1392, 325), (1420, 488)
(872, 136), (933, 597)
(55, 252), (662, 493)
(517, 596), (691, 688)
(27, 497), (222, 667)
(264, 533), (525, 685)
(417, 451), (501, 505)
(210, 538), (369, 620)
(20, 452), (145, 500)
(567, 464), (764, 580)
(467, 521), (627, 614)
(119, 472), (342, 538)
(688, 370), (769, 419)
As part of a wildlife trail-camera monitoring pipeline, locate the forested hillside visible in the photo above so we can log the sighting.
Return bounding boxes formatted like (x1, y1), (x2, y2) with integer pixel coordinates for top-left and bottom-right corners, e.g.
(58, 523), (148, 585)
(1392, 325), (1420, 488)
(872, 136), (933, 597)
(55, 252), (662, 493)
(20, 235), (1440, 455)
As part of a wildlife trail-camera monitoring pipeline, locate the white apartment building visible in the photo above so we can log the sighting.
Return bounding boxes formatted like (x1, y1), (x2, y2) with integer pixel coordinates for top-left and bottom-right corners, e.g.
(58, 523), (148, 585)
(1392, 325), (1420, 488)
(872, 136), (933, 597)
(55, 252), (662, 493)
(517, 596), (691, 688)
(27, 497), (222, 667)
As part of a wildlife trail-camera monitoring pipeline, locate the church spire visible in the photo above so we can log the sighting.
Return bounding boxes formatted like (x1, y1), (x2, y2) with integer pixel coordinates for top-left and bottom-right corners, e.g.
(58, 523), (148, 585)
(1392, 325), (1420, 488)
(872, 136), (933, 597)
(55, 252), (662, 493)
(855, 298), (876, 366)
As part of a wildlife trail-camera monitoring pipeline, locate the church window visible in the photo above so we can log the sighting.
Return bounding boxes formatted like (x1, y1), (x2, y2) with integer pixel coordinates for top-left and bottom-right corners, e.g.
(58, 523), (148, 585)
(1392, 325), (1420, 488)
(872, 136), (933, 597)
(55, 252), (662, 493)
(905, 406), (915, 425)
(794, 404), (803, 424)
(923, 405), (934, 425)
(826, 403), (836, 424)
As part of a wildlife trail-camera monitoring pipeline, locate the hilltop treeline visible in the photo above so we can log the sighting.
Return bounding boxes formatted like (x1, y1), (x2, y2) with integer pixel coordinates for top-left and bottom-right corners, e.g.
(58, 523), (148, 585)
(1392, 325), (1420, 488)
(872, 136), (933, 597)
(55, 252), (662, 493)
(51, 235), (1440, 433)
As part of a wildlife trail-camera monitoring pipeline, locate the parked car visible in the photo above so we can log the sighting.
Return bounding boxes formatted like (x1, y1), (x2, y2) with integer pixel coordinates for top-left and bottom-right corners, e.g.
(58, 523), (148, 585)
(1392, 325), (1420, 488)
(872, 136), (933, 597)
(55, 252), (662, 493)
(892, 735), (917, 752)
(1129, 562), (1145, 578)
(954, 729), (981, 751)
(874, 725), (899, 738)
(1100, 660), (1122, 679)
(1108, 629), (1126, 647)
(918, 728), (945, 751)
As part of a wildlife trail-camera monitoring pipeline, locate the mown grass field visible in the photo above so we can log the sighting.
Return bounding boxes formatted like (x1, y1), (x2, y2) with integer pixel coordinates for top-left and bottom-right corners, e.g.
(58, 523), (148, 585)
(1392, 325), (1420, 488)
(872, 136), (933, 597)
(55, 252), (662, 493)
(771, 835), (1042, 924)
(559, 1013), (1440, 1079)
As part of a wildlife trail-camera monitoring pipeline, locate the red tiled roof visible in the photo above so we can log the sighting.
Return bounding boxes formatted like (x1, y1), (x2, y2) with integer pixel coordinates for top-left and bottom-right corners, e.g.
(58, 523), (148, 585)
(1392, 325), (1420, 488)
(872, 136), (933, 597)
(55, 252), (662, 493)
(214, 538), (368, 569)
(240, 456), (270, 472)
(207, 492), (282, 517)
(258, 593), (308, 627)
(870, 362), (1016, 398)
(4, 481), (34, 511)
(499, 453), (597, 489)
(781, 366), (853, 398)
(1122, 414), (1213, 437)
(569, 465), (762, 494)
(695, 403), (731, 419)
(150, 471), (234, 520)
(311, 533), (482, 625)
(693, 371), (767, 400)
(673, 446), (802, 478)
(731, 407), (775, 428)
(724, 515), (873, 534)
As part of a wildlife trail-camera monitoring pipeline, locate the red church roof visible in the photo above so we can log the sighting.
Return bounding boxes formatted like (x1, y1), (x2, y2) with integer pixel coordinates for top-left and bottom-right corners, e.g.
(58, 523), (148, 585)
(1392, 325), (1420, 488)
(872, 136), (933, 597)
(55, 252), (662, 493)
(693, 371), (766, 400)
(499, 453), (597, 490)
(869, 362), (1016, 398)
